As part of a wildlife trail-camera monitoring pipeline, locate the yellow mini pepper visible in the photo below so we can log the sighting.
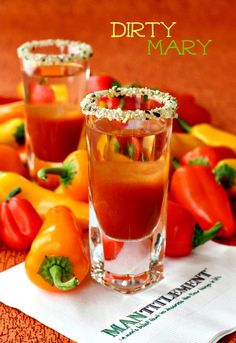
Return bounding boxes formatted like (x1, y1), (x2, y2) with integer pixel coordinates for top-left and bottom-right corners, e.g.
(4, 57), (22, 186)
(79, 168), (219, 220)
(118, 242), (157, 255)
(170, 133), (205, 160)
(178, 118), (236, 152)
(0, 172), (88, 230)
(0, 118), (25, 148)
(0, 101), (24, 124)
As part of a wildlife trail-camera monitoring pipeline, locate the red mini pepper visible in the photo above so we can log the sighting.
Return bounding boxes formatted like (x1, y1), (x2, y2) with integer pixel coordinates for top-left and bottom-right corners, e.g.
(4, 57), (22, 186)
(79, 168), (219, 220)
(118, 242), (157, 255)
(29, 82), (55, 104)
(170, 165), (235, 238)
(180, 145), (236, 169)
(88, 75), (120, 93)
(170, 93), (211, 132)
(166, 200), (221, 257)
(0, 187), (42, 250)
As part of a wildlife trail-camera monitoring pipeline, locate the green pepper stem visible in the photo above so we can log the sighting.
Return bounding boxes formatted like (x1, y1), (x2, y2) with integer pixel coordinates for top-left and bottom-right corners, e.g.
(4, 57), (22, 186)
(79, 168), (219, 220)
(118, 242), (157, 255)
(177, 118), (192, 133)
(49, 265), (79, 291)
(172, 157), (180, 169)
(5, 187), (22, 201)
(38, 167), (68, 181)
(15, 123), (25, 146)
(192, 222), (222, 248)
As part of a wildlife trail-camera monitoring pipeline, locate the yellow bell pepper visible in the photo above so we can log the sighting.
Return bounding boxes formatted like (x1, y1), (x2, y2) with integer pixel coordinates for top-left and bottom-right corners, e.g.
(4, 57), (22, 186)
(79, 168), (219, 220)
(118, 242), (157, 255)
(178, 118), (236, 152)
(50, 84), (68, 102)
(170, 133), (205, 160)
(0, 172), (88, 230)
(214, 159), (236, 197)
(0, 118), (25, 148)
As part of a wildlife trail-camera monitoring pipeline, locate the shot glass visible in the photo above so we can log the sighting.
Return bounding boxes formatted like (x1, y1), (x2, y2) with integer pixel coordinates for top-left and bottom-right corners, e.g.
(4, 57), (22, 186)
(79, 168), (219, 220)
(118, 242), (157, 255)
(81, 87), (177, 293)
(17, 39), (93, 188)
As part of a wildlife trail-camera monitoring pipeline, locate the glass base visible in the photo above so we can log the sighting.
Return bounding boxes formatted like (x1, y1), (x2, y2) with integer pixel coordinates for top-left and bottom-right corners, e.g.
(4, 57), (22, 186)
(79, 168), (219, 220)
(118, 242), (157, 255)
(91, 260), (164, 294)
(89, 204), (165, 294)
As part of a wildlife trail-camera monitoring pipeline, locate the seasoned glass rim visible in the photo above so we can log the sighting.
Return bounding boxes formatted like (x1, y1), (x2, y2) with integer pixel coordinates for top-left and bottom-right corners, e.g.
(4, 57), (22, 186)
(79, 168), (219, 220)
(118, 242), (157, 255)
(81, 87), (178, 121)
(17, 39), (93, 65)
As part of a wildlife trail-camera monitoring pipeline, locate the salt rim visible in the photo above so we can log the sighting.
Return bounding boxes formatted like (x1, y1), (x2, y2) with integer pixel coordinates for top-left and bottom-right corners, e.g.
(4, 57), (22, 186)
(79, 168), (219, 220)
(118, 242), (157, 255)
(80, 87), (178, 121)
(17, 39), (93, 64)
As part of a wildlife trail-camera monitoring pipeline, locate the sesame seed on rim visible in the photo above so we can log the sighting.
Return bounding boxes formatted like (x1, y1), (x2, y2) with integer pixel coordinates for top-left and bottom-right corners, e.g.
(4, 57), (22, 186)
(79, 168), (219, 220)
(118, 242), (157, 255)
(17, 39), (93, 65)
(80, 87), (178, 122)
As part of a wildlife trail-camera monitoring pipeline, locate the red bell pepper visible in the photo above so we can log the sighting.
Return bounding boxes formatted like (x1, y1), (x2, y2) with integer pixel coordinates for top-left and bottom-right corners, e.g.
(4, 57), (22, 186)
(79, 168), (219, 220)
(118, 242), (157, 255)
(170, 165), (235, 238)
(88, 75), (120, 93)
(166, 200), (221, 257)
(0, 187), (43, 250)
(181, 146), (236, 169)
(29, 81), (55, 104)
(102, 234), (124, 260)
(171, 93), (211, 132)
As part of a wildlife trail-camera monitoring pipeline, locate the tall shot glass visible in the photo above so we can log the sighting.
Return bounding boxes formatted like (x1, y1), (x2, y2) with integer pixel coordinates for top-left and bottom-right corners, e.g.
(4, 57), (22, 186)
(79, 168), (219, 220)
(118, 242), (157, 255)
(81, 87), (177, 293)
(17, 39), (93, 188)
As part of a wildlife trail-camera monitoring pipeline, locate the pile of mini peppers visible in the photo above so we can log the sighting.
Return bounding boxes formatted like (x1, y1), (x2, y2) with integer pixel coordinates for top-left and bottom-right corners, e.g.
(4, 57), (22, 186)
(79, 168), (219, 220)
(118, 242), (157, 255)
(0, 75), (236, 292)
(167, 118), (236, 256)
(0, 79), (126, 292)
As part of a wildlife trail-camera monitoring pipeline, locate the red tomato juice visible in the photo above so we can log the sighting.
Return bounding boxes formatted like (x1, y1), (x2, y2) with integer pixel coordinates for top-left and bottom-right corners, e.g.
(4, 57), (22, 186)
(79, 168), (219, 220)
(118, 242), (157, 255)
(25, 104), (84, 162)
(90, 160), (167, 240)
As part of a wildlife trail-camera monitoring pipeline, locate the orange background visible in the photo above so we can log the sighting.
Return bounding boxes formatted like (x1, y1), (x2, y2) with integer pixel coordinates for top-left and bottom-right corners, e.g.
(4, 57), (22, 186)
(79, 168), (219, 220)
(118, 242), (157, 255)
(0, 0), (235, 132)
(0, 1), (236, 342)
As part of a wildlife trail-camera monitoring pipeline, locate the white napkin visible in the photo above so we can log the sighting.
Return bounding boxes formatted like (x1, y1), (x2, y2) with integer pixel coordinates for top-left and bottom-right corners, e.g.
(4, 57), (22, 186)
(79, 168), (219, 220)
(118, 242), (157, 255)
(0, 241), (236, 343)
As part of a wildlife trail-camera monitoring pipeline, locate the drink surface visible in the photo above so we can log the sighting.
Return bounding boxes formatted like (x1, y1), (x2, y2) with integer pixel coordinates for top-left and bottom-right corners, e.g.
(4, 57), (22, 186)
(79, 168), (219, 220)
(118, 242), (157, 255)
(87, 118), (170, 240)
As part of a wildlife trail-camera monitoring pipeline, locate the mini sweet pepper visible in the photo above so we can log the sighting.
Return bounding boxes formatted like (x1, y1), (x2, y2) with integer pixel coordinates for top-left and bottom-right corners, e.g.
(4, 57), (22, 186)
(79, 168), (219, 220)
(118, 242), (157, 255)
(0, 172), (88, 230)
(25, 206), (89, 292)
(0, 187), (42, 250)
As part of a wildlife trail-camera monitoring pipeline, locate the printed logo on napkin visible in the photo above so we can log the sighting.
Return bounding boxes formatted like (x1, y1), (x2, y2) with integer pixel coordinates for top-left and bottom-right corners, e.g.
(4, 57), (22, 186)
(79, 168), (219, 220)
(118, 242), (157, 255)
(101, 268), (221, 341)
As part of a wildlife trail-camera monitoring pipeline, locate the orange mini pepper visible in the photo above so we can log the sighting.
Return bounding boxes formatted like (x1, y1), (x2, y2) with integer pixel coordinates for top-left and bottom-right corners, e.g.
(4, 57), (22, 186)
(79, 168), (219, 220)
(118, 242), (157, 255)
(0, 144), (28, 177)
(25, 206), (89, 292)
(0, 101), (24, 124)
(38, 150), (88, 202)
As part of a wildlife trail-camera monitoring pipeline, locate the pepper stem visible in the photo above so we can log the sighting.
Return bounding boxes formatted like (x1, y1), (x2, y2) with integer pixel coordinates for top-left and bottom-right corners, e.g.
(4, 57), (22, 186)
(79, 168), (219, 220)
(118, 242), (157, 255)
(192, 221), (222, 248)
(38, 256), (79, 291)
(38, 167), (68, 181)
(15, 123), (25, 146)
(172, 157), (180, 169)
(5, 187), (22, 201)
(49, 265), (79, 291)
(37, 159), (76, 187)
(177, 118), (192, 133)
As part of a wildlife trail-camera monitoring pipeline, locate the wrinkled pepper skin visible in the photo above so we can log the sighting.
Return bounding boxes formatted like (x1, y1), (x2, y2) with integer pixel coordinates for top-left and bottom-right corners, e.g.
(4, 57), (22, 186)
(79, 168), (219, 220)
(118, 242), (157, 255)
(25, 206), (89, 292)
(170, 165), (235, 238)
(0, 172), (88, 230)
